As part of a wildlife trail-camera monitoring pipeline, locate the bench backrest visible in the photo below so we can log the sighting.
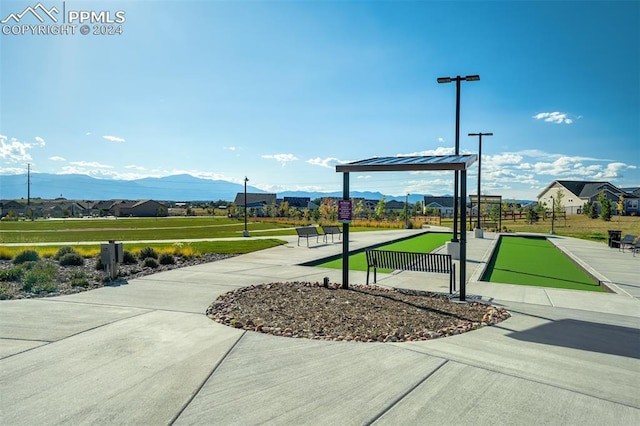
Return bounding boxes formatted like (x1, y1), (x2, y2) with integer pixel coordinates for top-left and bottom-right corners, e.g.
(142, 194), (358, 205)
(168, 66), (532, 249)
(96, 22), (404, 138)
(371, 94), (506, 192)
(296, 226), (319, 236)
(366, 249), (452, 273)
(321, 225), (341, 234)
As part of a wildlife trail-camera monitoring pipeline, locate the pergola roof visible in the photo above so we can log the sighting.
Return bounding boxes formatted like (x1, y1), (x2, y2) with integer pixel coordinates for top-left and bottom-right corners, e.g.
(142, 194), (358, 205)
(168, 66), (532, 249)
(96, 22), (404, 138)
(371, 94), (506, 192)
(336, 155), (477, 173)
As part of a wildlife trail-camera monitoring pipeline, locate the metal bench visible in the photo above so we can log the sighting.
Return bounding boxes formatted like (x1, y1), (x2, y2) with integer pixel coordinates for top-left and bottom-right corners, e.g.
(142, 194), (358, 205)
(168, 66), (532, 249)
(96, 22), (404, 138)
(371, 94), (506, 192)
(296, 226), (320, 246)
(365, 249), (456, 293)
(321, 225), (342, 243)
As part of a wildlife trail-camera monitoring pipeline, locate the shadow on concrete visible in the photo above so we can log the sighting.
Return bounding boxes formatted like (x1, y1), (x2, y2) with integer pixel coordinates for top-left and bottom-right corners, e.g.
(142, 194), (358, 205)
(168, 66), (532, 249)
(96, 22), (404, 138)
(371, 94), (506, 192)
(507, 318), (640, 359)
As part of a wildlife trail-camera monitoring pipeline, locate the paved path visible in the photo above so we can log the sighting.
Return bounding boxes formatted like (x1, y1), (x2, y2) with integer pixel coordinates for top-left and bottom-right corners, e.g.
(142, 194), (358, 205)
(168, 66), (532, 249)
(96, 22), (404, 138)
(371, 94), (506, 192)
(1, 229), (639, 425)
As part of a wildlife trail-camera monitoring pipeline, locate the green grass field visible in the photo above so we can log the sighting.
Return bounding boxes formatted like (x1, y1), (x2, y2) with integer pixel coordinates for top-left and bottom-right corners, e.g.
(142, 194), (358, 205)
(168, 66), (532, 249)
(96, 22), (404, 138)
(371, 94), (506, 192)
(483, 236), (605, 292)
(0, 217), (297, 243)
(315, 232), (452, 272)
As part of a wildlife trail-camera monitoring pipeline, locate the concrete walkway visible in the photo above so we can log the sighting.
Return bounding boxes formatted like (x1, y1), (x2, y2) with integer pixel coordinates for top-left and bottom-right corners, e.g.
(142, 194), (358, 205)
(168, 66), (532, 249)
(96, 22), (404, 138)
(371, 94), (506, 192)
(1, 229), (639, 425)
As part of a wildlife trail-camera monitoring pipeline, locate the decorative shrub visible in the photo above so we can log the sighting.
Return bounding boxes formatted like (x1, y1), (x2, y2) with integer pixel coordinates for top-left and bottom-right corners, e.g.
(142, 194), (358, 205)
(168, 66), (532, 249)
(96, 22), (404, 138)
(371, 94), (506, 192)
(122, 250), (137, 265)
(95, 256), (103, 271)
(0, 266), (24, 282)
(13, 250), (40, 265)
(142, 257), (159, 268)
(158, 253), (175, 265)
(21, 262), (57, 293)
(138, 247), (158, 261)
(59, 252), (85, 266)
(70, 270), (90, 287)
(54, 246), (77, 260)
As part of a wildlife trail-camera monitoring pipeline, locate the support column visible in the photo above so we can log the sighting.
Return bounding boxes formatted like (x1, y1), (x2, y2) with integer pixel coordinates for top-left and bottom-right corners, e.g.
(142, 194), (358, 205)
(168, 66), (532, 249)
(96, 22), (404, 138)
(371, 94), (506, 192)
(460, 169), (467, 301)
(342, 172), (350, 290)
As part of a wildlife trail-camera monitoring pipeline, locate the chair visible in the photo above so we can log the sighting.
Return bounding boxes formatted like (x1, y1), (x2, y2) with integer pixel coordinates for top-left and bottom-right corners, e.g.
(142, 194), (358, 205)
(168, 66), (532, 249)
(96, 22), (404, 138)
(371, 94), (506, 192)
(618, 234), (636, 252)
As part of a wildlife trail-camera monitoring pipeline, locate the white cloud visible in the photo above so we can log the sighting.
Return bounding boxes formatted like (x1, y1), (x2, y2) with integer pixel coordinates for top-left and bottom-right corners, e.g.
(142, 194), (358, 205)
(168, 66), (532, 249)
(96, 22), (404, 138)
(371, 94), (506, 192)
(0, 134), (46, 163)
(399, 146), (455, 156)
(224, 146), (237, 151)
(125, 164), (145, 170)
(307, 157), (339, 168)
(261, 153), (298, 166)
(533, 112), (574, 124)
(69, 161), (113, 169)
(103, 135), (125, 143)
(49, 156), (66, 161)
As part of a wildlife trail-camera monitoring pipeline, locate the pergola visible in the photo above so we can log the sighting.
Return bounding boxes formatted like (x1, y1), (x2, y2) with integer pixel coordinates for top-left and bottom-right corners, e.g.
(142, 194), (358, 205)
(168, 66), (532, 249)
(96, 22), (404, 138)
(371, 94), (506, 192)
(335, 154), (478, 301)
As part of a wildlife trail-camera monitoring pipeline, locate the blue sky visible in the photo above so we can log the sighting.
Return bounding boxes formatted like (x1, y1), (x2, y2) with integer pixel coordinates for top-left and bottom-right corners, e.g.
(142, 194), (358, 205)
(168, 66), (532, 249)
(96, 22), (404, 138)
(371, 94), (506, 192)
(1, 0), (638, 200)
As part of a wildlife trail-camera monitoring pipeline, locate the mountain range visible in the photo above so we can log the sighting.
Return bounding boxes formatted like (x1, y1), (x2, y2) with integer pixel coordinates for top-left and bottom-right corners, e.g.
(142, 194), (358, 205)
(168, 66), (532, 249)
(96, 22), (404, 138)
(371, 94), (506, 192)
(0, 173), (430, 203)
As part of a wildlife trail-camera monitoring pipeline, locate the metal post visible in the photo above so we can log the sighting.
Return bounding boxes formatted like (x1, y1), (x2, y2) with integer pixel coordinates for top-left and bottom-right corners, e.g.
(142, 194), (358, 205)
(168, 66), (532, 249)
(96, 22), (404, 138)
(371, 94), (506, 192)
(243, 177), (249, 237)
(342, 172), (350, 289)
(551, 195), (555, 234)
(468, 132), (493, 230)
(405, 193), (409, 228)
(453, 77), (461, 242)
(460, 169), (467, 301)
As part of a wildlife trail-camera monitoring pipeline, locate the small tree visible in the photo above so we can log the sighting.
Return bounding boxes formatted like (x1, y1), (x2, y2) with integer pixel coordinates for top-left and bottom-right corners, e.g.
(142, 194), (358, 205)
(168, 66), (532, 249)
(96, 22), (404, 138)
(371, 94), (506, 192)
(526, 206), (539, 224)
(617, 195), (625, 216)
(374, 197), (386, 220)
(353, 199), (364, 219)
(553, 189), (565, 217)
(598, 191), (613, 221)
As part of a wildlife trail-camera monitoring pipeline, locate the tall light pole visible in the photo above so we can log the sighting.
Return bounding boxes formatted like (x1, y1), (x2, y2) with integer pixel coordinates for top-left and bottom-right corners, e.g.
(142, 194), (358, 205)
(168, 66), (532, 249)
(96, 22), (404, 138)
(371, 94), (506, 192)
(405, 193), (410, 228)
(438, 74), (479, 242)
(468, 132), (493, 231)
(243, 177), (250, 237)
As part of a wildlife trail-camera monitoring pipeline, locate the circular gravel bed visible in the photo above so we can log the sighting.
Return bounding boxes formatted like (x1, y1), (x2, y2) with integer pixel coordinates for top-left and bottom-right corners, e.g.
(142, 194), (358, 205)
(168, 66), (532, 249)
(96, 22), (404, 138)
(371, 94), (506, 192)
(207, 281), (510, 343)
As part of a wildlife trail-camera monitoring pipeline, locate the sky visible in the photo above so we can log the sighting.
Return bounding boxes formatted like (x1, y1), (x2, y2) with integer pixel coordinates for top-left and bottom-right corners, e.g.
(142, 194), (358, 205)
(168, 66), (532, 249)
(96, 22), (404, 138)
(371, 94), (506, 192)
(1, 0), (638, 201)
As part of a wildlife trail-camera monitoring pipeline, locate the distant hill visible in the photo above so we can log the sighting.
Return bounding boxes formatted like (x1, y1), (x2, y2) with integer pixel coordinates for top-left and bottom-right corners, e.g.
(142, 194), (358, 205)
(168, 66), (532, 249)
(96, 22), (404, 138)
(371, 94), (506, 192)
(0, 173), (532, 204)
(0, 173), (264, 201)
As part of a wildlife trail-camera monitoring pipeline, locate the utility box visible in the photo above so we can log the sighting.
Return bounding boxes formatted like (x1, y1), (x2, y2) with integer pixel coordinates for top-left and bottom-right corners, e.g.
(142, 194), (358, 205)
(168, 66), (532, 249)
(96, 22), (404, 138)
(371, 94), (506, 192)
(101, 240), (123, 279)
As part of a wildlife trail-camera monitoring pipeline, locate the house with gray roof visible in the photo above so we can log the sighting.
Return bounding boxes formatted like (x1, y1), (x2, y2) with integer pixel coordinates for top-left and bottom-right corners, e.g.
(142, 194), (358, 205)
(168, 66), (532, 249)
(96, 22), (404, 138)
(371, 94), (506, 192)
(537, 180), (639, 215)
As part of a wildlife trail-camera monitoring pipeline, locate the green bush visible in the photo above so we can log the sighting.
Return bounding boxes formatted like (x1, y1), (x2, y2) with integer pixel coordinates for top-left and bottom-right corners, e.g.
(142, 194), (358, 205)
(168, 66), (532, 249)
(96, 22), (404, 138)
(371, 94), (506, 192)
(22, 262), (57, 293)
(122, 250), (137, 265)
(142, 257), (159, 268)
(0, 266), (24, 282)
(95, 256), (103, 271)
(59, 252), (85, 266)
(70, 270), (90, 287)
(54, 246), (77, 260)
(13, 250), (40, 265)
(158, 253), (175, 265)
(138, 247), (158, 261)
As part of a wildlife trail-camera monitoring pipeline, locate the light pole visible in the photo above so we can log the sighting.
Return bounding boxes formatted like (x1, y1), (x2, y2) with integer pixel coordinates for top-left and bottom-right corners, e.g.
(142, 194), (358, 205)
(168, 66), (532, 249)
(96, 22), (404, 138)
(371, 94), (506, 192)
(243, 177), (250, 237)
(550, 195), (555, 235)
(468, 132), (493, 232)
(405, 193), (410, 228)
(438, 74), (479, 242)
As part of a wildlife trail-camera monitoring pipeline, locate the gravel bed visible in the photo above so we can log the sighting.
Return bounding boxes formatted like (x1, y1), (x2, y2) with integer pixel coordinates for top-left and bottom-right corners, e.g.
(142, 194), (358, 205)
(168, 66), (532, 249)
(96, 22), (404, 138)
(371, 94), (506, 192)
(207, 281), (511, 343)
(0, 253), (233, 299)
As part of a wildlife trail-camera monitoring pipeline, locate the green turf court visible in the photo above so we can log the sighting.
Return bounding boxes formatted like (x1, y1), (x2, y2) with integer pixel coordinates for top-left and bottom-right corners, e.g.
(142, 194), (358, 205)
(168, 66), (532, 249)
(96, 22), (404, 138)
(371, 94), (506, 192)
(483, 235), (605, 292)
(314, 232), (452, 272)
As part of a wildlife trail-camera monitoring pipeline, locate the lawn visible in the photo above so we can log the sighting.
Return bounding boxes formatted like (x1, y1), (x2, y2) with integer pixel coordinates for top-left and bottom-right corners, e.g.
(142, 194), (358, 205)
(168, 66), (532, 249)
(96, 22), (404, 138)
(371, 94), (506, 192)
(315, 232), (452, 272)
(483, 235), (605, 292)
(0, 217), (297, 243)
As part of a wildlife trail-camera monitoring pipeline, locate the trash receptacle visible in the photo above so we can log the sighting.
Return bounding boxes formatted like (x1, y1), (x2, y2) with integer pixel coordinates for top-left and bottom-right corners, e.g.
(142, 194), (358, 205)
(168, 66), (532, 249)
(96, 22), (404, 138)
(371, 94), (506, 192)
(608, 230), (622, 248)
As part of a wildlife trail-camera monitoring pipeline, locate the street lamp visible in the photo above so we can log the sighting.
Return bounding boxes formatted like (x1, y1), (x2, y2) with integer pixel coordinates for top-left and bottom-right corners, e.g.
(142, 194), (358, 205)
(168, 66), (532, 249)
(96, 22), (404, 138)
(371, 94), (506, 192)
(550, 195), (555, 235)
(468, 132), (493, 233)
(405, 193), (410, 228)
(438, 74), (480, 242)
(243, 176), (250, 237)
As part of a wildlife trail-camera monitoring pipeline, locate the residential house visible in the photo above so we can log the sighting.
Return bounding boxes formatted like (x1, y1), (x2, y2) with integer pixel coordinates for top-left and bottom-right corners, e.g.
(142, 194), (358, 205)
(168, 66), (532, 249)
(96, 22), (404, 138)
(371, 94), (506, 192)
(537, 180), (640, 215)
(0, 200), (26, 218)
(423, 196), (454, 217)
(114, 200), (168, 217)
(385, 200), (407, 214)
(233, 193), (277, 216)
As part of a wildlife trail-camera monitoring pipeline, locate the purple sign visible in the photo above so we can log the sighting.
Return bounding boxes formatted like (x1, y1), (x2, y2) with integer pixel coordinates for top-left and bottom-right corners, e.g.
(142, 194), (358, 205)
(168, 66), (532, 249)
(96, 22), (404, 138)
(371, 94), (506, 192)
(338, 199), (352, 223)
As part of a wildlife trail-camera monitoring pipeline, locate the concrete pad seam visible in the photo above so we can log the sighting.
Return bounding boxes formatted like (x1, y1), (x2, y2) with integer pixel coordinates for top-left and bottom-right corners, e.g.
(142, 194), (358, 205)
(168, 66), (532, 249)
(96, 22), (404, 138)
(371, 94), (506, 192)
(0, 309), (152, 360)
(168, 330), (247, 425)
(365, 359), (450, 425)
(39, 298), (206, 315)
(543, 289), (555, 307)
(393, 344), (640, 410)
